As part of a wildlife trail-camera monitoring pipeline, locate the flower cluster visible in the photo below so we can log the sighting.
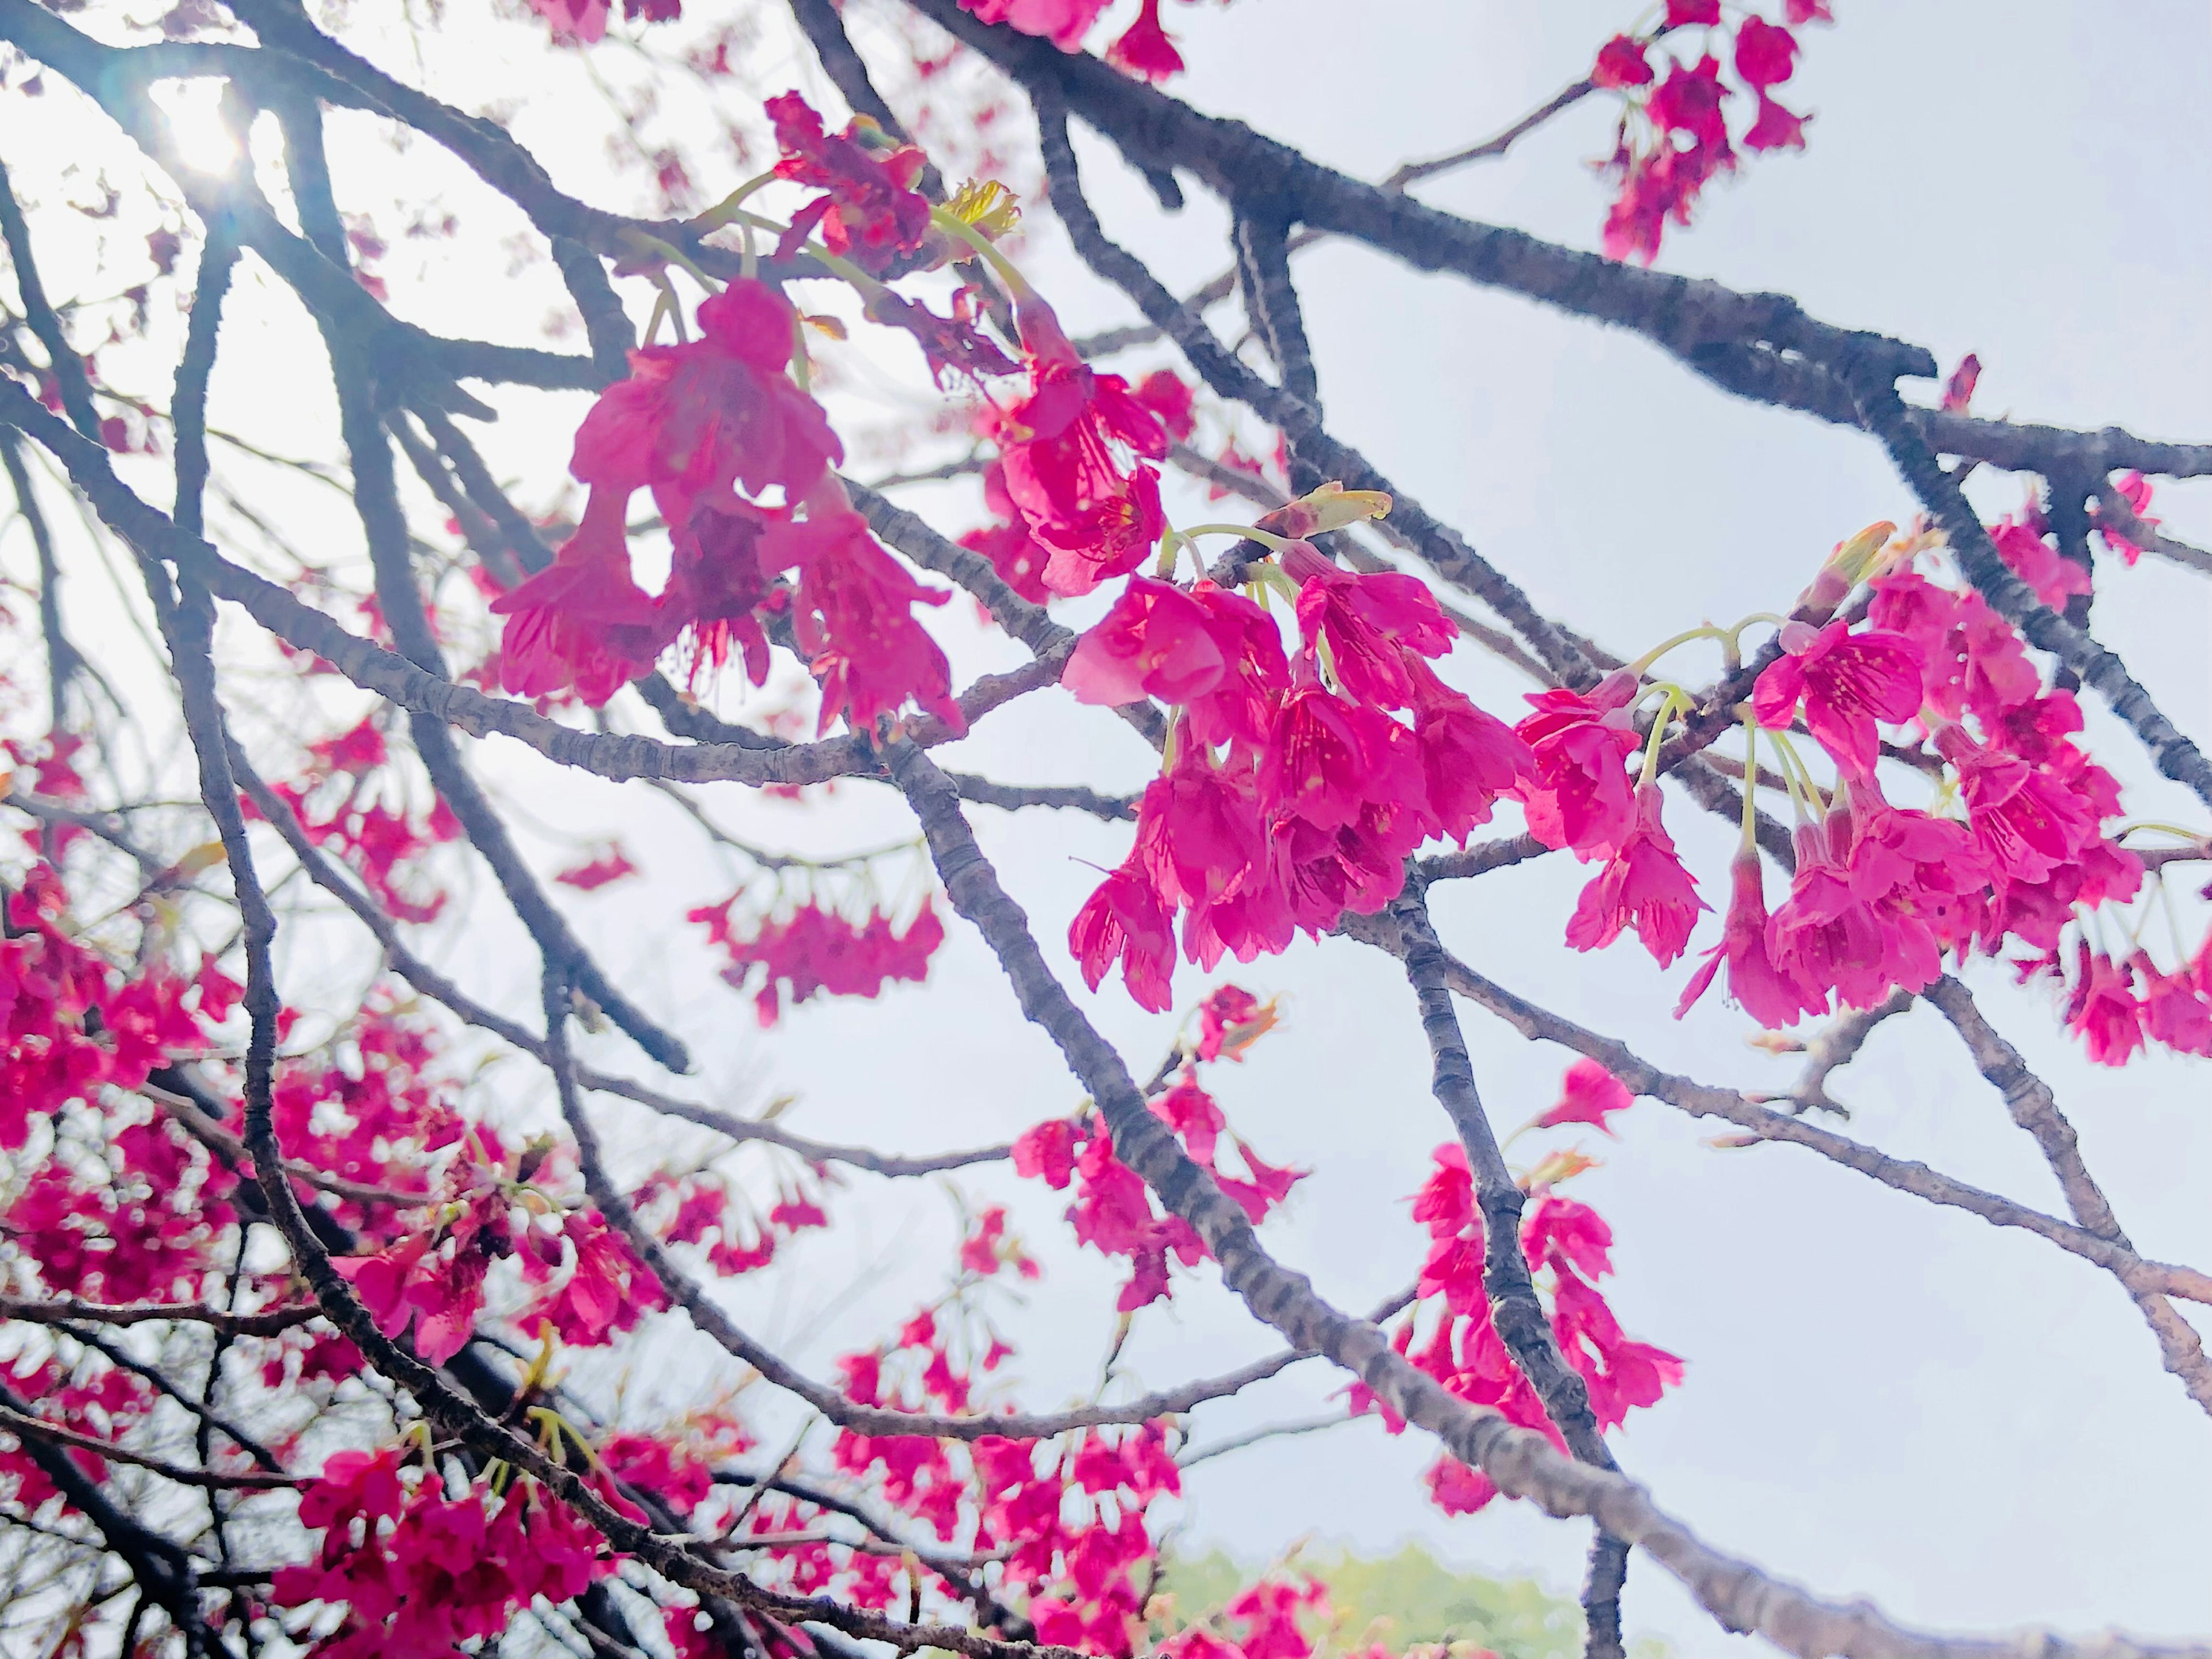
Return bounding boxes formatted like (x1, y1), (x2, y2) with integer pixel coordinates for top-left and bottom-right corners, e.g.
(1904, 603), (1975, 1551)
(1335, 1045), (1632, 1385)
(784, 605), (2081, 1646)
(490, 278), (960, 733)
(688, 895), (945, 1025)
(1376, 1071), (1682, 1513)
(255, 715), (462, 924)
(1013, 1062), (1300, 1310)
(273, 1448), (613, 1659)
(834, 1300), (1184, 1655)
(632, 1165), (834, 1276)
(336, 1143), (666, 1365)
(1065, 521), (1532, 1010)
(1593, 2), (1833, 263)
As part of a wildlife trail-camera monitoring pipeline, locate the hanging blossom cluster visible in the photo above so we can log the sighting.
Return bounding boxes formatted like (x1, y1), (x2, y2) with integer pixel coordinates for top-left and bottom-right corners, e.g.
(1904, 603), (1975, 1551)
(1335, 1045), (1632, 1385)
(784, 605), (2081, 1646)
(690, 891), (946, 1025)
(1593, 1), (1834, 263)
(272, 1446), (615, 1659)
(1013, 1044), (1301, 1310)
(1063, 493), (1533, 1011)
(1370, 1060), (1682, 1515)
(832, 1263), (1188, 1655)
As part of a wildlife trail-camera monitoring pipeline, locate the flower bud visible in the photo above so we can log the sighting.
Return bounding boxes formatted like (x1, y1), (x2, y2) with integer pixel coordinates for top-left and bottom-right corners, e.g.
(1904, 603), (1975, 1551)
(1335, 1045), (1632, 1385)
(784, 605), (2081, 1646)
(1257, 481), (1393, 539)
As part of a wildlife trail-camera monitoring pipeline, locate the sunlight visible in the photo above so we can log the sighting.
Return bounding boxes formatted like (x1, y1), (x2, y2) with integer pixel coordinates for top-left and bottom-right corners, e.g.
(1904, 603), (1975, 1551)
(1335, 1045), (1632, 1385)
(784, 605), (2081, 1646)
(146, 77), (238, 174)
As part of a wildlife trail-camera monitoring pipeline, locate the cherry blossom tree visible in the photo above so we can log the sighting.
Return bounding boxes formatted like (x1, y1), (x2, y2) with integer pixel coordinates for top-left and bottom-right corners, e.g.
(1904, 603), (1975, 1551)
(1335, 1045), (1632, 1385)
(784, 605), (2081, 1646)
(0, 1), (2204, 1657)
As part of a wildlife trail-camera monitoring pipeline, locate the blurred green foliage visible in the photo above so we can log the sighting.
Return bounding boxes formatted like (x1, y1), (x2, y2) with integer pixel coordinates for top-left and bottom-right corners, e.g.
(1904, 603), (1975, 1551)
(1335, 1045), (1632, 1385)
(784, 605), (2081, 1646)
(1154, 1540), (1671, 1659)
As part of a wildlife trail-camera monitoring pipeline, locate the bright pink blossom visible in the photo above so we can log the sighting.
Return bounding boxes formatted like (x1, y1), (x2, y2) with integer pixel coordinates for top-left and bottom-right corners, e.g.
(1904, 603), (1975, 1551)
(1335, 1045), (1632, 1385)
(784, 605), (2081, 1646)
(490, 490), (666, 705)
(1676, 852), (1820, 1027)
(1107, 0), (1183, 79)
(571, 279), (839, 531)
(1535, 1058), (1634, 1136)
(765, 92), (930, 274)
(1733, 16), (1800, 86)
(1752, 620), (1925, 777)
(956, 0), (1111, 51)
(1511, 672), (1640, 859)
(2066, 943), (2144, 1067)
(1071, 858), (1179, 1013)
(766, 499), (961, 734)
(1290, 559), (1457, 710)
(1565, 782), (1706, 965)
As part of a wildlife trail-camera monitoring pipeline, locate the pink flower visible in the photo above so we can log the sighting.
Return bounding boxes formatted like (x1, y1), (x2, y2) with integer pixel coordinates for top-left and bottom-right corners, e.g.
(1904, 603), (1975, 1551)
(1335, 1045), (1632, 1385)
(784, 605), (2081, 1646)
(764, 92), (930, 275)
(1070, 858), (1178, 1013)
(960, 463), (1054, 604)
(1649, 55), (1730, 149)
(1676, 852), (1820, 1027)
(956, 0), (1111, 51)
(1290, 558), (1456, 710)
(1766, 820), (1887, 1013)
(1033, 464), (1166, 597)
(1135, 740), (1267, 910)
(1664, 0), (1719, 23)
(1936, 724), (2098, 887)
(1510, 672), (1641, 858)
(1941, 353), (1982, 414)
(1259, 672), (1427, 833)
(1752, 620), (1925, 778)
(1990, 507), (2091, 609)
(525, 0), (609, 41)
(1130, 369), (1196, 442)
(1405, 656), (1533, 842)
(766, 498), (961, 734)
(570, 279), (839, 531)
(490, 490), (668, 705)
(1564, 782), (1707, 965)
(1062, 576), (1226, 708)
(2140, 963), (2212, 1056)
(2066, 944), (2143, 1067)
(1743, 93), (1808, 151)
(995, 301), (1168, 592)
(1107, 0), (1183, 79)
(1535, 1058), (1634, 1135)
(1183, 582), (1292, 749)
(1593, 35), (1654, 89)
(1733, 16), (1799, 87)
(2098, 472), (2157, 565)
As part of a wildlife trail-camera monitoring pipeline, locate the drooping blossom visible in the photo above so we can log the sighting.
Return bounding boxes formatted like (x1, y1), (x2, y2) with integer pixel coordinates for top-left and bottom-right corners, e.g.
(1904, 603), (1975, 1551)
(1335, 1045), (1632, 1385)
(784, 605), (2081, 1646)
(1752, 619), (1925, 777)
(765, 92), (930, 273)
(765, 491), (962, 734)
(1070, 857), (1179, 1012)
(571, 279), (839, 531)
(2065, 942), (2144, 1067)
(1733, 16), (1800, 86)
(2139, 962), (2212, 1057)
(1511, 671), (1641, 859)
(1136, 737), (1268, 911)
(1404, 654), (1534, 842)
(1535, 1058), (1635, 1136)
(1287, 550), (1457, 710)
(993, 299), (1168, 594)
(1564, 782), (1707, 965)
(961, 461), (1055, 603)
(1593, 35), (1654, 89)
(2096, 471), (2158, 565)
(691, 896), (944, 1025)
(1259, 667), (1429, 833)
(490, 490), (667, 706)
(1062, 576), (1229, 708)
(1935, 722), (2099, 888)
(1989, 502), (2092, 610)
(1107, 0), (1184, 79)
(1676, 852), (1821, 1027)
(1766, 817), (1889, 1012)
